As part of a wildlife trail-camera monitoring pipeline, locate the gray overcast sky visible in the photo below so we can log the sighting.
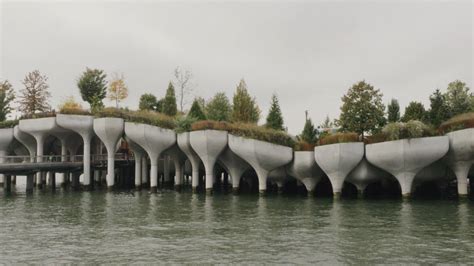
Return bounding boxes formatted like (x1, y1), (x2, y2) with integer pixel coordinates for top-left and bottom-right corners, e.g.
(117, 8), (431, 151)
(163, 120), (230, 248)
(1, 0), (473, 134)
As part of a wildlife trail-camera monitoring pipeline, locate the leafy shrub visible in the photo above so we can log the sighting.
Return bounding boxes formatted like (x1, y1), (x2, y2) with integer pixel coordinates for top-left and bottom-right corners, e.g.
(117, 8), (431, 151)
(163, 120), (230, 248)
(439, 112), (474, 134)
(0, 120), (19, 129)
(20, 111), (57, 119)
(318, 132), (360, 146)
(190, 120), (295, 147)
(175, 116), (197, 133)
(379, 120), (435, 141)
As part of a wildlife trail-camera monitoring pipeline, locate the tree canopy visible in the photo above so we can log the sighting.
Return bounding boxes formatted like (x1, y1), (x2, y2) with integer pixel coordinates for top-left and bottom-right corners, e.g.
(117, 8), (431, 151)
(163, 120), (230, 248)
(206, 92), (231, 121)
(162, 82), (177, 116)
(265, 94), (285, 130)
(0, 80), (15, 121)
(139, 93), (158, 111)
(339, 80), (386, 136)
(77, 68), (107, 112)
(231, 79), (260, 123)
(17, 70), (51, 116)
(108, 74), (128, 108)
(387, 99), (400, 123)
(445, 80), (472, 116)
(299, 118), (317, 143)
(58, 96), (83, 112)
(428, 89), (450, 127)
(402, 101), (427, 122)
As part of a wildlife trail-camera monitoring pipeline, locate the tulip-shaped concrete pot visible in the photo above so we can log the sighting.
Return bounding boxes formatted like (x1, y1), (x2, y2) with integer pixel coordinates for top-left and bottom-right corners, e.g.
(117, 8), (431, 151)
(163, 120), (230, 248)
(314, 142), (364, 198)
(218, 148), (251, 193)
(190, 130), (228, 194)
(346, 158), (389, 197)
(287, 151), (325, 195)
(124, 122), (176, 192)
(366, 136), (449, 198)
(13, 125), (36, 161)
(177, 132), (202, 193)
(444, 128), (474, 197)
(93, 118), (124, 190)
(0, 128), (14, 185)
(228, 135), (293, 194)
(56, 114), (94, 188)
(164, 145), (188, 191)
(124, 136), (146, 190)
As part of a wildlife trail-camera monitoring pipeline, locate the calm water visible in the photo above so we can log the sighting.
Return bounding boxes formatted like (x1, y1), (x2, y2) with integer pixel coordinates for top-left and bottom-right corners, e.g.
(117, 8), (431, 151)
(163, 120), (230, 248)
(0, 184), (473, 264)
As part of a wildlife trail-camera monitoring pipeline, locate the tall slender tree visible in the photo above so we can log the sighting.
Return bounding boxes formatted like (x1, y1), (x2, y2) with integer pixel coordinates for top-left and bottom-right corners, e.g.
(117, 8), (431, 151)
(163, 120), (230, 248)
(187, 98), (206, 120)
(162, 82), (177, 116)
(17, 70), (51, 116)
(174, 67), (193, 112)
(206, 92), (231, 121)
(339, 80), (386, 137)
(77, 68), (107, 112)
(0, 80), (15, 121)
(401, 101), (427, 122)
(231, 79), (260, 123)
(428, 89), (450, 127)
(445, 80), (471, 116)
(387, 99), (400, 123)
(265, 94), (284, 130)
(299, 118), (317, 143)
(108, 73), (128, 108)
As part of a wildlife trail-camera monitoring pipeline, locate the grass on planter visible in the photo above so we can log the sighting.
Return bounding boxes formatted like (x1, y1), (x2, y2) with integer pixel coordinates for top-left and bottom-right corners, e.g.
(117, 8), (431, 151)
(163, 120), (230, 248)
(439, 112), (474, 134)
(366, 120), (436, 144)
(58, 107), (92, 116)
(95, 108), (176, 129)
(190, 120), (295, 147)
(318, 132), (360, 146)
(294, 140), (317, 151)
(20, 111), (57, 119)
(0, 120), (19, 129)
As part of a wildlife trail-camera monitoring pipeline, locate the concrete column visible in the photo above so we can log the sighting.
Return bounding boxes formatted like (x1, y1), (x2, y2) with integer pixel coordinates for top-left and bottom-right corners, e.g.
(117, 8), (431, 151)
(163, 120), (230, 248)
(36, 134), (45, 189)
(4, 175), (11, 193)
(451, 161), (470, 197)
(191, 168), (199, 193)
(174, 163), (183, 191)
(83, 137), (92, 189)
(12, 175), (16, 185)
(150, 159), (158, 193)
(164, 156), (171, 186)
(49, 172), (56, 191)
(71, 172), (80, 190)
(141, 158), (148, 187)
(26, 174), (34, 194)
(134, 154), (142, 190)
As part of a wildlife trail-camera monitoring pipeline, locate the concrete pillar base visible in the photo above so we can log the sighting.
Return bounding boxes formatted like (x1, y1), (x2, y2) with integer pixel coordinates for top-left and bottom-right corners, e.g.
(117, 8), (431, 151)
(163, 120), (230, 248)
(174, 185), (182, 192)
(458, 193), (469, 200)
(106, 186), (114, 192)
(357, 189), (364, 199)
(277, 187), (284, 195)
(4, 176), (11, 193)
(135, 185), (141, 191)
(402, 193), (411, 199)
(83, 184), (93, 191)
(333, 192), (341, 199)
(259, 189), (266, 196)
(307, 190), (316, 197)
(206, 188), (213, 195)
(150, 186), (158, 193)
(192, 187), (198, 194)
(232, 187), (239, 195)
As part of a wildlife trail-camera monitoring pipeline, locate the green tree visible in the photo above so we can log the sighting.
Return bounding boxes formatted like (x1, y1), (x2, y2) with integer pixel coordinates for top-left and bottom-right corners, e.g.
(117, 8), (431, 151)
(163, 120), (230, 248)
(401, 101), (427, 122)
(18, 70), (52, 116)
(339, 80), (386, 137)
(231, 79), (260, 123)
(428, 89), (450, 127)
(139, 93), (158, 111)
(187, 98), (206, 120)
(0, 80), (15, 121)
(162, 82), (177, 116)
(265, 94), (284, 130)
(387, 99), (400, 122)
(445, 80), (471, 116)
(77, 68), (107, 112)
(206, 92), (231, 121)
(320, 115), (333, 128)
(299, 118), (317, 143)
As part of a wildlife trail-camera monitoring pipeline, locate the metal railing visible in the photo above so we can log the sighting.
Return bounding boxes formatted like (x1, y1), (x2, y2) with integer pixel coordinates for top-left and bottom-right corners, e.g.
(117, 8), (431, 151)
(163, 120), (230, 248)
(0, 153), (132, 164)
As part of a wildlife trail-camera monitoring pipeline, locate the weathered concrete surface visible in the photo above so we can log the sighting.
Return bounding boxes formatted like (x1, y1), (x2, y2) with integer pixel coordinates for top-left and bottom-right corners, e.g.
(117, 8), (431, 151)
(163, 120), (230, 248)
(228, 135), (293, 194)
(413, 160), (453, 192)
(56, 114), (94, 188)
(177, 132), (202, 192)
(287, 151), (325, 194)
(124, 136), (146, 189)
(314, 142), (364, 198)
(218, 148), (251, 192)
(93, 118), (124, 189)
(346, 158), (390, 196)
(366, 136), (449, 198)
(0, 128), (14, 184)
(124, 122), (176, 192)
(444, 128), (474, 196)
(164, 145), (187, 190)
(13, 125), (36, 159)
(190, 130), (228, 194)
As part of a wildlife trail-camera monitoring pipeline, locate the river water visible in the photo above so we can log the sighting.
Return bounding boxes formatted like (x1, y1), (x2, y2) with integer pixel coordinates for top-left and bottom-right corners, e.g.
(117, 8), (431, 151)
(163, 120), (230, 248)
(0, 184), (473, 264)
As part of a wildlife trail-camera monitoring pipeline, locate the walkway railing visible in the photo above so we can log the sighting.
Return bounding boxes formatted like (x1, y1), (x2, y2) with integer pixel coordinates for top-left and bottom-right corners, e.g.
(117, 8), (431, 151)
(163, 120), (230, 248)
(0, 153), (132, 164)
